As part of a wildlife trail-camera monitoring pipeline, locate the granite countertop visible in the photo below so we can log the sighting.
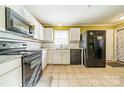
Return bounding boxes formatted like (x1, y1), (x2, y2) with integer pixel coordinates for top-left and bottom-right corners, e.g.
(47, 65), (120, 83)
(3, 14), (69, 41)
(0, 55), (22, 64)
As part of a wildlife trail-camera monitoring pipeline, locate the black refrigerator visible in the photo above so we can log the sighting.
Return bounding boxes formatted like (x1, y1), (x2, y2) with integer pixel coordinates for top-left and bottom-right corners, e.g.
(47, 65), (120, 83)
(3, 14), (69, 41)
(80, 31), (106, 67)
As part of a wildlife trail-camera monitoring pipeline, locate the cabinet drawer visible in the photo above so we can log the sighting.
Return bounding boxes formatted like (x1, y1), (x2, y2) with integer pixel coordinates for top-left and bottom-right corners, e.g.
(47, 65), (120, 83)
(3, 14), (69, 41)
(0, 57), (21, 76)
(53, 49), (70, 53)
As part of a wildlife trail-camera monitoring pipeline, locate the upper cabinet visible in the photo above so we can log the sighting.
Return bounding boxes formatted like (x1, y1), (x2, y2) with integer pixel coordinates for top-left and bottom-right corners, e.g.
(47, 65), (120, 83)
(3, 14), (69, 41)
(33, 21), (40, 39)
(6, 5), (32, 23)
(69, 28), (80, 41)
(0, 6), (5, 30)
(39, 24), (44, 40)
(44, 28), (54, 41)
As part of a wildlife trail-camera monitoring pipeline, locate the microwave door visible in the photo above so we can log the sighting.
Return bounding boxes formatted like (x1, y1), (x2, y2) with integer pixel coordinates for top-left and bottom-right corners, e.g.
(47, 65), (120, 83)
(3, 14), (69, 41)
(5, 7), (33, 36)
(12, 18), (30, 35)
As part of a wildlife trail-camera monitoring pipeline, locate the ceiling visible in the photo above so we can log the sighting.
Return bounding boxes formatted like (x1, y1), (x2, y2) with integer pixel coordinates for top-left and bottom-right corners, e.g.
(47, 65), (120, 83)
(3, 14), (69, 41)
(24, 5), (124, 26)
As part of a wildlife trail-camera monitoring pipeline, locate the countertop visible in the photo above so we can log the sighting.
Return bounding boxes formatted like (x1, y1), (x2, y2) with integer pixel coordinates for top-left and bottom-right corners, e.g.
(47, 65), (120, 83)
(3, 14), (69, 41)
(48, 48), (84, 50)
(0, 55), (22, 64)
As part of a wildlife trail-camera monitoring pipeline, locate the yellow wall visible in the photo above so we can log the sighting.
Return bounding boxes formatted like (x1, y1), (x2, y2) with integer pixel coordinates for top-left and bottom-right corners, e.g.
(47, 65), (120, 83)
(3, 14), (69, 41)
(44, 25), (114, 33)
(44, 26), (82, 30)
(44, 22), (124, 32)
(81, 26), (114, 33)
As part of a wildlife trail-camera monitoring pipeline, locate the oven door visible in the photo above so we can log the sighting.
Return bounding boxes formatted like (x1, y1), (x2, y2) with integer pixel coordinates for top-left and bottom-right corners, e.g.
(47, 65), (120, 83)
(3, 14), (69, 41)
(5, 7), (34, 36)
(22, 53), (42, 87)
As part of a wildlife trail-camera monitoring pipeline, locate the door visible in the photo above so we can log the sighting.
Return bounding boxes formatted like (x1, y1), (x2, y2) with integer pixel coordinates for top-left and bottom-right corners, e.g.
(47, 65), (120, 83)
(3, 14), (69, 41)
(62, 51), (70, 64)
(44, 28), (53, 41)
(70, 28), (80, 41)
(47, 49), (53, 64)
(87, 31), (106, 67)
(0, 67), (22, 87)
(53, 51), (61, 64)
(116, 29), (124, 62)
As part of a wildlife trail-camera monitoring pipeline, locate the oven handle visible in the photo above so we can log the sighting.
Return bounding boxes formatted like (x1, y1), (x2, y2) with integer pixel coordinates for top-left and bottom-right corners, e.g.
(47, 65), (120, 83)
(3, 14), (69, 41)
(23, 54), (41, 62)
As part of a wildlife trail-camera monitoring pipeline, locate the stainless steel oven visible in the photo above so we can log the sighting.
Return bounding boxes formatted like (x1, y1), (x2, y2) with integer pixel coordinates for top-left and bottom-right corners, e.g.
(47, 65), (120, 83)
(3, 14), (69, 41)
(0, 41), (42, 87)
(5, 7), (34, 37)
(22, 51), (42, 87)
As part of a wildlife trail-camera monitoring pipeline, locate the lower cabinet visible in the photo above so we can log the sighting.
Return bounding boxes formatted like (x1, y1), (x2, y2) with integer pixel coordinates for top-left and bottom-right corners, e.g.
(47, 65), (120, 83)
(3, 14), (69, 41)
(0, 66), (22, 87)
(52, 50), (70, 64)
(0, 57), (22, 87)
(62, 52), (70, 64)
(47, 49), (53, 64)
(53, 51), (61, 64)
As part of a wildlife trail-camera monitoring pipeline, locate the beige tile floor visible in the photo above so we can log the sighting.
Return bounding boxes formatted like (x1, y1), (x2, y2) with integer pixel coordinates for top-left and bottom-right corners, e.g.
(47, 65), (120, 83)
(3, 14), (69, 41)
(42, 64), (124, 87)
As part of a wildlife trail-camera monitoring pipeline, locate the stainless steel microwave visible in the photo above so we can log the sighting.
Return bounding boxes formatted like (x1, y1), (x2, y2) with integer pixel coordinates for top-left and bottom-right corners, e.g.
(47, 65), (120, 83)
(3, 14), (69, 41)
(5, 7), (34, 37)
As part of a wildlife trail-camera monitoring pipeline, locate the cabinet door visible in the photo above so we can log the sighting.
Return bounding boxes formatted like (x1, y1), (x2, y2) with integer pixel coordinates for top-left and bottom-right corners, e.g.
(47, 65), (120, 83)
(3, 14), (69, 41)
(0, 67), (22, 87)
(44, 28), (53, 41)
(39, 25), (44, 40)
(0, 6), (5, 30)
(47, 49), (53, 64)
(62, 50), (70, 64)
(70, 28), (80, 41)
(6, 6), (28, 21)
(53, 51), (61, 64)
(34, 21), (40, 39)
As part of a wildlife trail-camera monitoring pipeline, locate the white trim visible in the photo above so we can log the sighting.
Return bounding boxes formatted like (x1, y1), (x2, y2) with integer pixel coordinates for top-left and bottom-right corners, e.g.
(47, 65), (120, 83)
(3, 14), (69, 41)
(82, 24), (114, 26)
(115, 26), (124, 31)
(43, 22), (124, 27)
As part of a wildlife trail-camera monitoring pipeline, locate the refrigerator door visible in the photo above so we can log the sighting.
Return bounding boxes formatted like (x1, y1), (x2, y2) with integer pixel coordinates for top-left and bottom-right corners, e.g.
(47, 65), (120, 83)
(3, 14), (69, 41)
(86, 31), (105, 67)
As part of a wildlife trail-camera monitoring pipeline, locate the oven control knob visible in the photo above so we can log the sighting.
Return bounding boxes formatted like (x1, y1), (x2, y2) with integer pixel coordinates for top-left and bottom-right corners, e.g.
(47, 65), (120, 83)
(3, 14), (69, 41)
(22, 44), (27, 46)
(2, 44), (6, 47)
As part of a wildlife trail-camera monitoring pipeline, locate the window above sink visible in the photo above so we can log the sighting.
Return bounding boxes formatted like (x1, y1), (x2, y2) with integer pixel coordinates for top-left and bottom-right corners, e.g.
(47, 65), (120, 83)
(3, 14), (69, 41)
(54, 30), (69, 46)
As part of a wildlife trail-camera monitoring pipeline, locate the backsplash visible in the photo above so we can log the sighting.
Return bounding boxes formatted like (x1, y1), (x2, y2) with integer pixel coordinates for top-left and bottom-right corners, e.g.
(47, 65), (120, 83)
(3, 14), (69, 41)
(26, 41), (42, 50)
(0, 31), (42, 50)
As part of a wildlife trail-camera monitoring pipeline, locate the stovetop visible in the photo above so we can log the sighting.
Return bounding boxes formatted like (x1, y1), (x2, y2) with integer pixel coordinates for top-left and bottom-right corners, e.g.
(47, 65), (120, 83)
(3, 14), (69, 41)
(0, 49), (42, 56)
(0, 41), (42, 56)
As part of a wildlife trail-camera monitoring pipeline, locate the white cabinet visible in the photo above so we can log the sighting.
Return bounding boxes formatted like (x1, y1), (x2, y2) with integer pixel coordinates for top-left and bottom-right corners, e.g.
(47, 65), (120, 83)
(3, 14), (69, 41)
(6, 5), (31, 23)
(106, 30), (114, 61)
(42, 49), (47, 70)
(33, 20), (40, 39)
(0, 57), (22, 87)
(0, 6), (6, 30)
(47, 49), (53, 64)
(62, 51), (70, 64)
(69, 28), (80, 41)
(53, 50), (62, 64)
(52, 50), (70, 64)
(0, 67), (22, 87)
(44, 28), (54, 41)
(39, 25), (44, 40)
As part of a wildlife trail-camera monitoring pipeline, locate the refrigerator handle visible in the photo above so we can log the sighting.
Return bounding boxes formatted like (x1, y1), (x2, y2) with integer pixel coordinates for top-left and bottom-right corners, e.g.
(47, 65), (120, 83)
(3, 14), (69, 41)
(83, 49), (88, 66)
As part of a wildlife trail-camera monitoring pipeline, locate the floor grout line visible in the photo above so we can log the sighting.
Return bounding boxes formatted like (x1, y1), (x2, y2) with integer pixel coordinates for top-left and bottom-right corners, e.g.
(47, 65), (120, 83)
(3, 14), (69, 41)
(44, 64), (124, 87)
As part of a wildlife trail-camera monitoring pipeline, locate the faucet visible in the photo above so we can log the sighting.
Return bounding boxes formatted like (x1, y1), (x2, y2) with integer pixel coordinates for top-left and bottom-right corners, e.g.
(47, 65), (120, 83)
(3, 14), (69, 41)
(60, 44), (63, 48)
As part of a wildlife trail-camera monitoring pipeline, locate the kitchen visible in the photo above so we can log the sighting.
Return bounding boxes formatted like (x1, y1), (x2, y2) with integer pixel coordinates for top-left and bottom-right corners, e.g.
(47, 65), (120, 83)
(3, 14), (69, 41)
(0, 5), (124, 87)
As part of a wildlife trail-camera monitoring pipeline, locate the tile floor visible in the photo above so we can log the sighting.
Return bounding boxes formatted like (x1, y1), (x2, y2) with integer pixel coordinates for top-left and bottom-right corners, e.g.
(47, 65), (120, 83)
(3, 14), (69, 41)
(42, 64), (124, 87)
